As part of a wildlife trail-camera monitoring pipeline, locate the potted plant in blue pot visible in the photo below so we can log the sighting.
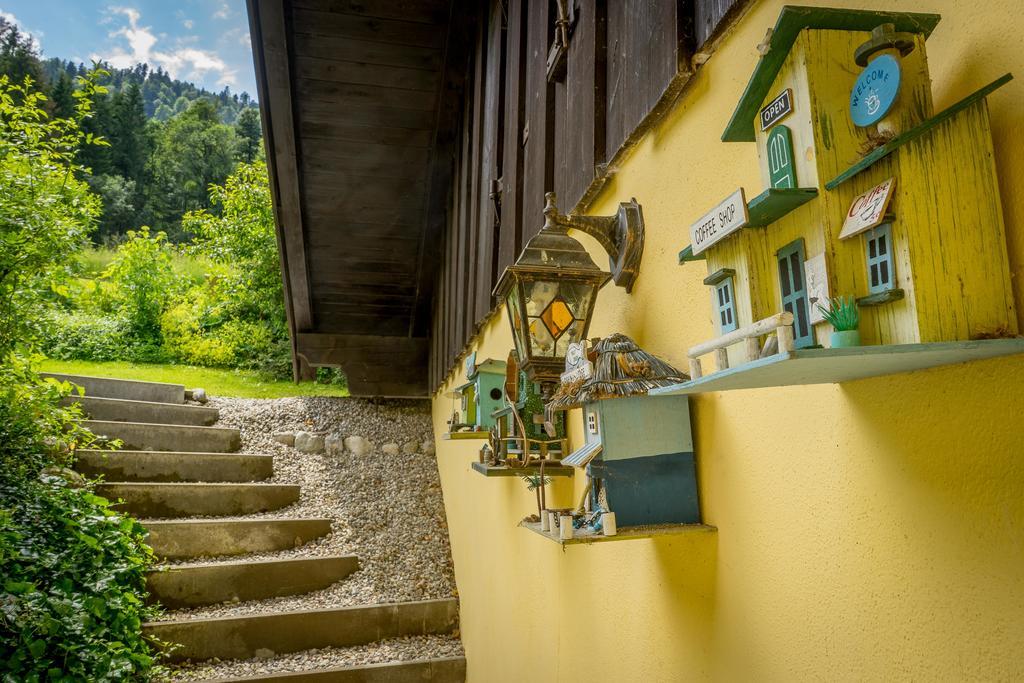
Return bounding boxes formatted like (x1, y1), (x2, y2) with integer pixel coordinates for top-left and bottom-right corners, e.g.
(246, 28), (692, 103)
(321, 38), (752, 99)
(818, 296), (860, 348)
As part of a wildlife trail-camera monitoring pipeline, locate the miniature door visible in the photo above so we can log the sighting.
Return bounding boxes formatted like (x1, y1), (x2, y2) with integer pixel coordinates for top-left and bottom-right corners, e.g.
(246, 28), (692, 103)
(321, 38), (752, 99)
(777, 239), (814, 348)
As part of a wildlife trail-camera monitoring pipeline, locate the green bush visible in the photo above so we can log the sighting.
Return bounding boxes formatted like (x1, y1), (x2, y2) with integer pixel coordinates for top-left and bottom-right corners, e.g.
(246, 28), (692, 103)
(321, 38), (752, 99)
(39, 309), (132, 362)
(102, 227), (177, 341)
(0, 358), (161, 680)
(0, 73), (103, 357)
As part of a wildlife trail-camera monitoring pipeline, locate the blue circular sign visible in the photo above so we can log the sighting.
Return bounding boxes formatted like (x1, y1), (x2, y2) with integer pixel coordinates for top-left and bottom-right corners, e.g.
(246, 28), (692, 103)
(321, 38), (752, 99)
(850, 54), (901, 127)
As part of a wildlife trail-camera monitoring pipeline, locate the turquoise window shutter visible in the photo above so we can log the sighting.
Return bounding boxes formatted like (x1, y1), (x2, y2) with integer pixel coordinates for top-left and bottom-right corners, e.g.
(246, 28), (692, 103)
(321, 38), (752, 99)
(864, 223), (895, 294)
(776, 239), (814, 348)
(716, 279), (738, 333)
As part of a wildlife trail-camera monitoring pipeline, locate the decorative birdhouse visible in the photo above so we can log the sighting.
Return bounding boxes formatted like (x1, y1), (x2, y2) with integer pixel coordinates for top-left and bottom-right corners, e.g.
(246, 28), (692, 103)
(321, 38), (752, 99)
(680, 7), (1016, 374)
(548, 335), (700, 528)
(451, 352), (507, 432)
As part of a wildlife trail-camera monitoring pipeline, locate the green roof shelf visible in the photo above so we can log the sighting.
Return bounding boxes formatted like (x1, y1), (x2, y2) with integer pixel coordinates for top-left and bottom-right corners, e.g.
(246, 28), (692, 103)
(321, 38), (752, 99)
(745, 187), (818, 227)
(678, 244), (706, 265)
(825, 73), (1013, 189)
(721, 6), (940, 143)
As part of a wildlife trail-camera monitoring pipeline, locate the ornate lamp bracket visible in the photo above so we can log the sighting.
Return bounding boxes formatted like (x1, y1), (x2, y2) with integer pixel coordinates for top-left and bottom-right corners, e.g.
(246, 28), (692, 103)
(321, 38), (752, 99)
(542, 192), (645, 293)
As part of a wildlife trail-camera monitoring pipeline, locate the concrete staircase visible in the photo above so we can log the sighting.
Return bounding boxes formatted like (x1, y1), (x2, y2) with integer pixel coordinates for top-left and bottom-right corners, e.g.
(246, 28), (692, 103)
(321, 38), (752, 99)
(52, 373), (464, 681)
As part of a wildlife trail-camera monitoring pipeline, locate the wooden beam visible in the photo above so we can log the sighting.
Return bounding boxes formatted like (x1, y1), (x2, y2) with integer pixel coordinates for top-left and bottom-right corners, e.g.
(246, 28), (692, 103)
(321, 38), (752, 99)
(247, 0), (315, 382)
(296, 334), (430, 397)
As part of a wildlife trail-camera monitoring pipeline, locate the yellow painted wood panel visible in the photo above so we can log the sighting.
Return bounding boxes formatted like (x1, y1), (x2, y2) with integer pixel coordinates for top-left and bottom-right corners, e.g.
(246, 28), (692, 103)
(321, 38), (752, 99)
(897, 100), (1017, 341)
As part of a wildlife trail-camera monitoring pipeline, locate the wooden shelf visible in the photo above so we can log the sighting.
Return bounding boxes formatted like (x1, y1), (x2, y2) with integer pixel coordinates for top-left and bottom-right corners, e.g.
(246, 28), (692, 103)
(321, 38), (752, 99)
(678, 244), (706, 264)
(472, 462), (574, 477)
(650, 339), (1024, 396)
(520, 520), (716, 546)
(825, 73), (1012, 190)
(443, 431), (490, 440)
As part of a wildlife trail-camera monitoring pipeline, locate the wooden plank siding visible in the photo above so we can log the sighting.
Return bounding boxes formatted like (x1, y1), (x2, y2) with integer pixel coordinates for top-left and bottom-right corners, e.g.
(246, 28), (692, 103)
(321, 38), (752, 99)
(249, 0), (755, 394)
(554, 0), (607, 212)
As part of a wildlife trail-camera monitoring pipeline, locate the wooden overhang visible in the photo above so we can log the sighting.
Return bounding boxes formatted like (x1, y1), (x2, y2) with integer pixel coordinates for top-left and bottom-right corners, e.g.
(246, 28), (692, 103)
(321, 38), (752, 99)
(246, 0), (466, 397)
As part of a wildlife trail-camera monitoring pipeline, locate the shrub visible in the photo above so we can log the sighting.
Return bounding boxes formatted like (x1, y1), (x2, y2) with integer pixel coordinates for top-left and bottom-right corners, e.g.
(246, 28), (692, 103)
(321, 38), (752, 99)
(0, 73), (104, 356)
(38, 309), (132, 362)
(102, 227), (177, 341)
(0, 357), (160, 680)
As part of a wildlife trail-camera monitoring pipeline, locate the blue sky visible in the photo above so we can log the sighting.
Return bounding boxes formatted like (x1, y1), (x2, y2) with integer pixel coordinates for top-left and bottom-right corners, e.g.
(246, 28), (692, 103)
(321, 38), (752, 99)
(1, 1), (257, 97)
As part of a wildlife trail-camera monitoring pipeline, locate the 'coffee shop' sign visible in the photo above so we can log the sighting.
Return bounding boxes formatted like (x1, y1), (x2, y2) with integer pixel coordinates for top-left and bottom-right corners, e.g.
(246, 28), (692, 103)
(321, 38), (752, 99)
(690, 188), (749, 255)
(839, 177), (896, 239)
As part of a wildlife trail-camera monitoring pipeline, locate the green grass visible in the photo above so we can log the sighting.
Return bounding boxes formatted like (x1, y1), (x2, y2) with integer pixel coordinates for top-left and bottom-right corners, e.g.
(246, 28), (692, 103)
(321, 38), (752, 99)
(77, 247), (217, 286)
(37, 359), (349, 399)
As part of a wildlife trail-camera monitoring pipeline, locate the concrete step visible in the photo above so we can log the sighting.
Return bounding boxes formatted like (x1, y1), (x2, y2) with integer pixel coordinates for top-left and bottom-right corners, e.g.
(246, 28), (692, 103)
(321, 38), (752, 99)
(146, 599), (459, 663)
(148, 555), (359, 608)
(83, 420), (240, 453)
(210, 656), (467, 682)
(42, 372), (185, 403)
(62, 395), (218, 426)
(76, 450), (273, 483)
(143, 518), (334, 560)
(96, 482), (300, 517)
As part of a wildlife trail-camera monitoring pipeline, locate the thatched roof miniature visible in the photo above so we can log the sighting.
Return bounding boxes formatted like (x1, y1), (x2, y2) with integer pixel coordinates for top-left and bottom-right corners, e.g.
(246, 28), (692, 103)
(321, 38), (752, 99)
(548, 334), (688, 410)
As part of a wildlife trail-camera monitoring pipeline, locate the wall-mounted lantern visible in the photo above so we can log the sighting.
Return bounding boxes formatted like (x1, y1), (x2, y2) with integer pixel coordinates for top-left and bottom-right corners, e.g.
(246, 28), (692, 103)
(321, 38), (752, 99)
(493, 192), (646, 384)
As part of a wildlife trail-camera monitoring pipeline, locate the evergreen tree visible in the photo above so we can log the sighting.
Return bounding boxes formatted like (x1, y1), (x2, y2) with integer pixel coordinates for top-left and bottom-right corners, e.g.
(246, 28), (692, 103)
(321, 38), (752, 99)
(49, 71), (75, 119)
(234, 107), (263, 163)
(0, 17), (44, 88)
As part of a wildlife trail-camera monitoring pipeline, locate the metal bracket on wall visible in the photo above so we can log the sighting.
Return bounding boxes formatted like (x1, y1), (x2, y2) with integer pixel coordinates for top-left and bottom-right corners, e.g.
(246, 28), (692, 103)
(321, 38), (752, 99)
(542, 191), (645, 293)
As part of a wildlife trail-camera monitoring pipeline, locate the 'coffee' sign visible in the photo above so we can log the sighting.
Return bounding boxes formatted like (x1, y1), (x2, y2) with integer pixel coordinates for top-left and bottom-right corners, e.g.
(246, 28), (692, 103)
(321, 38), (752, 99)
(760, 89), (793, 131)
(690, 188), (749, 255)
(839, 177), (896, 240)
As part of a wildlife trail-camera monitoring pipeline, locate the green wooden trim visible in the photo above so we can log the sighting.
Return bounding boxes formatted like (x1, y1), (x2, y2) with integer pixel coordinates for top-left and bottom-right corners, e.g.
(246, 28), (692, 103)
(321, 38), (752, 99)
(856, 288), (905, 306)
(702, 268), (736, 286)
(722, 6), (940, 142)
(746, 187), (818, 227)
(471, 462), (574, 477)
(825, 73), (1013, 189)
(678, 244), (707, 264)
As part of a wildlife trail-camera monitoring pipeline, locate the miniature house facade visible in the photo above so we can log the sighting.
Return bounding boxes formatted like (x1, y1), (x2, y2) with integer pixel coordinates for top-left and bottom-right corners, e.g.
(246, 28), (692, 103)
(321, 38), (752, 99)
(453, 354), (507, 431)
(576, 394), (700, 527)
(554, 335), (701, 528)
(690, 8), (1016, 350)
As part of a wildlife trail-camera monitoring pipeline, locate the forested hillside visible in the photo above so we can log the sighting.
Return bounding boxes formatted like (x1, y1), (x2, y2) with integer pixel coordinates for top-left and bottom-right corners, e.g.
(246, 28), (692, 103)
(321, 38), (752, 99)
(0, 16), (262, 242)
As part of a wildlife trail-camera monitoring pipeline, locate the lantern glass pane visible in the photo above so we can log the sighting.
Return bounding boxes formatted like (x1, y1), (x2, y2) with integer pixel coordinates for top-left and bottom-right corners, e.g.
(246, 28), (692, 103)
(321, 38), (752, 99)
(556, 320), (586, 357)
(525, 280), (559, 317)
(505, 289), (526, 359)
(528, 318), (557, 357)
(540, 296), (573, 339)
(558, 281), (596, 318)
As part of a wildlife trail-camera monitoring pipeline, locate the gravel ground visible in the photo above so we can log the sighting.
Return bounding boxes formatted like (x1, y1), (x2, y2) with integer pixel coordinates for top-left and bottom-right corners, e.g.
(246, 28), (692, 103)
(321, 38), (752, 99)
(158, 396), (459, 678)
(162, 635), (464, 681)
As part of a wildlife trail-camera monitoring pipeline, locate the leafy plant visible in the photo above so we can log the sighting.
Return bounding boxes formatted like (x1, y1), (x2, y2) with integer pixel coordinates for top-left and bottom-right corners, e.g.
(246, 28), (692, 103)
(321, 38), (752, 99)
(817, 296), (860, 331)
(0, 70), (105, 356)
(102, 227), (176, 340)
(0, 358), (161, 680)
(521, 474), (552, 520)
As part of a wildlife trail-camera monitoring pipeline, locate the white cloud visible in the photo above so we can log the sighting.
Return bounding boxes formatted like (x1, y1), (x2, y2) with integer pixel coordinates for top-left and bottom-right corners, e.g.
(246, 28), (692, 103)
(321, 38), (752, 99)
(96, 6), (237, 87)
(213, 1), (231, 20)
(183, 19), (194, 29)
(0, 9), (44, 50)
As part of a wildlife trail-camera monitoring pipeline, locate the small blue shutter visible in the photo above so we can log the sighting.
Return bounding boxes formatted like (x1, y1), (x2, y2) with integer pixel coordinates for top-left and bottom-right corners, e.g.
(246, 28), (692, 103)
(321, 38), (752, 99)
(776, 239), (814, 348)
(865, 223), (894, 294)
(715, 278), (738, 333)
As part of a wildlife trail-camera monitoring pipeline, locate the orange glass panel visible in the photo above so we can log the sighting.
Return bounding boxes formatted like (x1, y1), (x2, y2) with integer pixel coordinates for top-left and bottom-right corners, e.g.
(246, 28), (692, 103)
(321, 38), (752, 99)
(540, 297), (574, 339)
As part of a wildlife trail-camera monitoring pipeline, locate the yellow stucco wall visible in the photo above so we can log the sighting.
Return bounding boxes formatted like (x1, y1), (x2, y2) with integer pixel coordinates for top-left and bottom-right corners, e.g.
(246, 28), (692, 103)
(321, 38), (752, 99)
(431, 1), (1024, 680)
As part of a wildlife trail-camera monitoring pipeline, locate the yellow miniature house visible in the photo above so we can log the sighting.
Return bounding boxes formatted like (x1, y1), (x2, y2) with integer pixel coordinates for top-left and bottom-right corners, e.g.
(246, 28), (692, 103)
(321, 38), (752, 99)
(683, 7), (1016, 352)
